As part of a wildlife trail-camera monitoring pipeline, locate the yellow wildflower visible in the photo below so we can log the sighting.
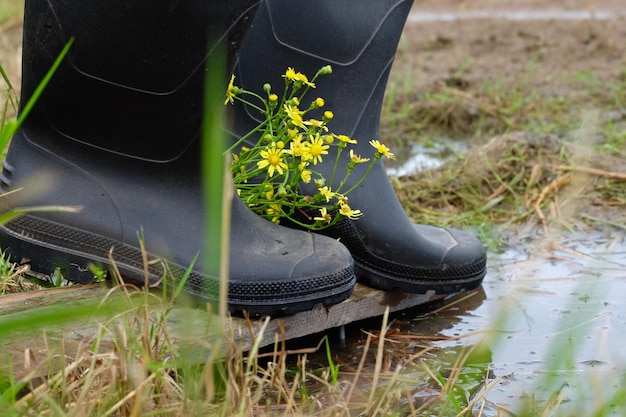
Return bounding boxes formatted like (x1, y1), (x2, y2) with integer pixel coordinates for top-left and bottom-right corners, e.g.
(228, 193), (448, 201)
(315, 97), (325, 107)
(305, 134), (329, 165)
(339, 202), (363, 219)
(300, 169), (312, 183)
(304, 118), (327, 131)
(369, 140), (396, 160)
(257, 144), (288, 177)
(224, 74), (237, 105)
(334, 134), (357, 144)
(349, 149), (370, 164)
(285, 104), (304, 128)
(286, 135), (305, 157)
(266, 204), (282, 224)
(283, 67), (297, 81)
(318, 186), (335, 202)
(267, 204), (282, 215)
(295, 72), (315, 87)
(314, 207), (332, 223)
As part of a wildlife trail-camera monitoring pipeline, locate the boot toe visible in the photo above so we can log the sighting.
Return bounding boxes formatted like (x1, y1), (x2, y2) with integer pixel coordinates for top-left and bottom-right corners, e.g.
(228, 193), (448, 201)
(317, 218), (486, 294)
(225, 231), (356, 316)
(411, 224), (487, 291)
(362, 224), (486, 294)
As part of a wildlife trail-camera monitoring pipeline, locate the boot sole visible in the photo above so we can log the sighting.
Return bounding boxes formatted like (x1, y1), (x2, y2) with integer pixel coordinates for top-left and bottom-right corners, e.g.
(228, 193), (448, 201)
(0, 214), (355, 317)
(308, 217), (487, 295)
(355, 259), (486, 295)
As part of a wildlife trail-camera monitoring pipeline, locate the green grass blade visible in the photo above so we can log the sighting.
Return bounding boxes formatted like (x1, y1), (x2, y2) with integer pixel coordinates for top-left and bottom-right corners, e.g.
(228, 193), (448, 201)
(0, 38), (74, 151)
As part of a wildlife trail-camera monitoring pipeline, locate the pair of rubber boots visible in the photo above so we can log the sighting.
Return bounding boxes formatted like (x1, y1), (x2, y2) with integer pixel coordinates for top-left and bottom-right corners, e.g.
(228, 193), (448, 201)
(0, 0), (486, 316)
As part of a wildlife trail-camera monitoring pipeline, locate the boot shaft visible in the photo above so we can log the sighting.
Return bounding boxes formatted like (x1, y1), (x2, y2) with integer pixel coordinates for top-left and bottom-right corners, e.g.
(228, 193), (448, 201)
(2, 0), (261, 274)
(21, 0), (259, 162)
(232, 0), (413, 149)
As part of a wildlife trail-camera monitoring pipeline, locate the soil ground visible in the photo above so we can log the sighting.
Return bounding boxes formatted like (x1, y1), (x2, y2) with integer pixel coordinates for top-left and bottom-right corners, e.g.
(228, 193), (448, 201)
(400, 0), (626, 93)
(385, 0), (626, 147)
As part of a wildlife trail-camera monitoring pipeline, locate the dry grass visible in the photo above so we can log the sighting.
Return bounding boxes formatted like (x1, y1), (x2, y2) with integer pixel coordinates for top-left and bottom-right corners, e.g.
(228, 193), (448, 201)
(394, 130), (625, 231)
(0, 0), (22, 121)
(2, 292), (494, 417)
(0, 0), (23, 24)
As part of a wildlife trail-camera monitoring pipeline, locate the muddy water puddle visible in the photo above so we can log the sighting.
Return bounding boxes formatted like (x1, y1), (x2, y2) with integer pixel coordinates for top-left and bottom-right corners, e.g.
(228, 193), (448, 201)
(327, 227), (626, 414)
(433, 230), (625, 412)
(386, 138), (464, 177)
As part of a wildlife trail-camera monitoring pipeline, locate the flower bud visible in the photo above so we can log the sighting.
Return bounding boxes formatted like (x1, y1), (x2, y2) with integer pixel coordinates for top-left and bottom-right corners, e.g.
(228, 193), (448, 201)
(263, 83), (272, 93)
(319, 65), (332, 75)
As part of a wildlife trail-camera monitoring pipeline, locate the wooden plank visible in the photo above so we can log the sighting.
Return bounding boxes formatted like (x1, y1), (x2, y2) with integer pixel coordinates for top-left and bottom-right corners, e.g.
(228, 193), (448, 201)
(174, 284), (445, 350)
(0, 283), (442, 351)
(0, 284), (108, 314)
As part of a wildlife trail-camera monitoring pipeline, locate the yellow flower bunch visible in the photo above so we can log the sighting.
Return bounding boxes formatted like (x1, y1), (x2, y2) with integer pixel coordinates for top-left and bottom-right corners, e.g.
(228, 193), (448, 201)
(225, 66), (394, 230)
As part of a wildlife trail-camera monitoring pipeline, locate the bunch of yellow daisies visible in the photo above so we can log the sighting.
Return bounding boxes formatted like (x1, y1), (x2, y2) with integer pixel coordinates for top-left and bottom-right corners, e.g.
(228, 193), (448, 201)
(225, 66), (395, 230)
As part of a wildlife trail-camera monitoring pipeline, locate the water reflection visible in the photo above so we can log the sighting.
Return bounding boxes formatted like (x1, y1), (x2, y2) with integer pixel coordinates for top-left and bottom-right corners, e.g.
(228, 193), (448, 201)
(386, 138), (466, 177)
(312, 228), (625, 414)
(407, 229), (626, 414)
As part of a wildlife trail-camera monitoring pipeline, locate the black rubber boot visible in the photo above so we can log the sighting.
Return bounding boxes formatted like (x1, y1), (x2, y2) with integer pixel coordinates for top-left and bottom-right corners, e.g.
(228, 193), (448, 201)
(230, 0), (486, 294)
(0, 0), (355, 316)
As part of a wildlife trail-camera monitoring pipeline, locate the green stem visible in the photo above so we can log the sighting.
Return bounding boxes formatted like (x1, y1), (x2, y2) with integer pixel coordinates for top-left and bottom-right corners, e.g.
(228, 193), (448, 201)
(237, 91), (266, 113)
(329, 143), (344, 187)
(224, 118), (269, 155)
(340, 157), (381, 195)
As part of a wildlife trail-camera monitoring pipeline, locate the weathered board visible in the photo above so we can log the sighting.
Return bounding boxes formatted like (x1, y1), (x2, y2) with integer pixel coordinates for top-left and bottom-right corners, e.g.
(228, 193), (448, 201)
(0, 282), (442, 351)
(224, 284), (441, 350)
